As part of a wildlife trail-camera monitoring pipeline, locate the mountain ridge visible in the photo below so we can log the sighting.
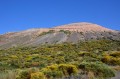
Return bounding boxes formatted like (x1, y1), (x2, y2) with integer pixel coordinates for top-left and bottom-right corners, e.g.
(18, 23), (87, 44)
(0, 22), (120, 49)
(1, 22), (117, 35)
(52, 22), (114, 32)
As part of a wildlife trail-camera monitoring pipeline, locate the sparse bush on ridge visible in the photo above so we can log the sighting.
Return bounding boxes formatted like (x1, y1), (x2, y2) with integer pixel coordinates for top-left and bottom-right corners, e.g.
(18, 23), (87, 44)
(59, 30), (71, 34)
(39, 30), (55, 36)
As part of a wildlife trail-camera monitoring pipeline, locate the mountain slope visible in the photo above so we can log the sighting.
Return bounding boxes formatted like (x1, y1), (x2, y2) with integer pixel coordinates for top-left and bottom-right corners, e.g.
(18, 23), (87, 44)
(0, 22), (120, 49)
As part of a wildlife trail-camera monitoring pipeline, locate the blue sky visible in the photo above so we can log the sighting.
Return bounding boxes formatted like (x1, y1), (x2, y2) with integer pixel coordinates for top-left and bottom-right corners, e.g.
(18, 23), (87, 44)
(0, 0), (120, 34)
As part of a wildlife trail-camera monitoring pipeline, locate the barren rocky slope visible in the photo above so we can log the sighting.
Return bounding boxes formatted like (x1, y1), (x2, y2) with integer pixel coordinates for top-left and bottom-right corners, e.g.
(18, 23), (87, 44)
(0, 22), (120, 48)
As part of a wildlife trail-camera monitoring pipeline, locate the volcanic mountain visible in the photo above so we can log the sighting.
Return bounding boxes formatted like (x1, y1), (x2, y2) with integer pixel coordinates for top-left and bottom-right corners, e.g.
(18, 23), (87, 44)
(0, 22), (120, 49)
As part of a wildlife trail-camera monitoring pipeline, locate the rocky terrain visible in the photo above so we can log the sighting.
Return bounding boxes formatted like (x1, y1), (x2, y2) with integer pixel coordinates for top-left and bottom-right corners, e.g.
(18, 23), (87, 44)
(0, 22), (120, 49)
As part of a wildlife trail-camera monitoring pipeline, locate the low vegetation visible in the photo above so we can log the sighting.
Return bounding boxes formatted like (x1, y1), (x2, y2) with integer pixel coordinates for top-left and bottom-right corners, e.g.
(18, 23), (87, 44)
(59, 30), (71, 35)
(39, 30), (55, 36)
(0, 40), (120, 79)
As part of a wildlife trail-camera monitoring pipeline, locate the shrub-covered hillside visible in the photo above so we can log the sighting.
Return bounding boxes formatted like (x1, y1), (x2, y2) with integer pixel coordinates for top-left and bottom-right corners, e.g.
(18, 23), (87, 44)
(0, 40), (120, 79)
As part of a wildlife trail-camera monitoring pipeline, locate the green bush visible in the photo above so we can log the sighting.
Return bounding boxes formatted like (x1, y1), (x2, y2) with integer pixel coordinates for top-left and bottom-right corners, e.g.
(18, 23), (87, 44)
(39, 30), (55, 36)
(59, 30), (71, 34)
(101, 55), (120, 65)
(16, 70), (30, 79)
(79, 61), (115, 78)
(41, 64), (78, 78)
(110, 52), (120, 57)
(30, 72), (46, 79)
(0, 40), (120, 79)
(16, 68), (39, 79)
(58, 64), (78, 76)
(41, 64), (63, 78)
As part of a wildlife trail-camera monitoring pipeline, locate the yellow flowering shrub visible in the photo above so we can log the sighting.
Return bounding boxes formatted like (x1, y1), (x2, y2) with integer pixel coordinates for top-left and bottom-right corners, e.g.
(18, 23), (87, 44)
(31, 72), (46, 79)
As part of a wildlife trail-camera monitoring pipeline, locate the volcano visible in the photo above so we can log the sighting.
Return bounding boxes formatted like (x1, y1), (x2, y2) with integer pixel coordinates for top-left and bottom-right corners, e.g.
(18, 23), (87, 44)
(0, 22), (119, 49)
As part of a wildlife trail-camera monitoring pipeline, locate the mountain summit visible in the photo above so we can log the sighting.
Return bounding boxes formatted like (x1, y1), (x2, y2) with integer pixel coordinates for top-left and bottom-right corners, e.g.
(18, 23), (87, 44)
(53, 22), (113, 32)
(0, 22), (119, 49)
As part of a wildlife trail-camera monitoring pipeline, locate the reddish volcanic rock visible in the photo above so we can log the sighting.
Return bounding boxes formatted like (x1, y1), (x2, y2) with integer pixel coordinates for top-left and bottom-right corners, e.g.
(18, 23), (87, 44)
(52, 22), (113, 32)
